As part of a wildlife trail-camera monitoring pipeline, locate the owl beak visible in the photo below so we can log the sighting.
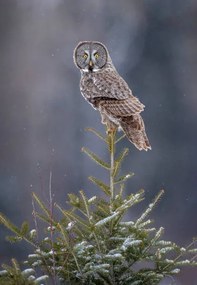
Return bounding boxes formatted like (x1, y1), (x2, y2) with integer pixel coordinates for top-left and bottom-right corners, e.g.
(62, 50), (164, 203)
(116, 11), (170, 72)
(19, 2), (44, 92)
(88, 60), (94, 71)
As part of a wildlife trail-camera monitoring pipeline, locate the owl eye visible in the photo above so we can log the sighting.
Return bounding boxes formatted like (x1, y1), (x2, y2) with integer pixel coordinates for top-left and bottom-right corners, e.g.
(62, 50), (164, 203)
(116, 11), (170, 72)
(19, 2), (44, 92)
(94, 52), (99, 59)
(83, 53), (88, 59)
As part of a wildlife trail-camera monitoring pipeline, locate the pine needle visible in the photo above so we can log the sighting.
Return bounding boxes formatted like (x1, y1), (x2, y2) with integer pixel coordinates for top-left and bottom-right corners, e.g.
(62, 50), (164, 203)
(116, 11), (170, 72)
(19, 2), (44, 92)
(81, 147), (110, 169)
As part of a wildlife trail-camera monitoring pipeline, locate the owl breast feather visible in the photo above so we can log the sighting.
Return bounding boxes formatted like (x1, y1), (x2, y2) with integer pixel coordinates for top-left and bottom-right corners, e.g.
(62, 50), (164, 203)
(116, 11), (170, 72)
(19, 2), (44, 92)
(80, 70), (144, 115)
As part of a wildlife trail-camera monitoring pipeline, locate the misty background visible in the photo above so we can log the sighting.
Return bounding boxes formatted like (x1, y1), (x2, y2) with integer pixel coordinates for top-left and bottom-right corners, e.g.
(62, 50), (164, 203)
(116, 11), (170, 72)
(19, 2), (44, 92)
(0, 1), (197, 284)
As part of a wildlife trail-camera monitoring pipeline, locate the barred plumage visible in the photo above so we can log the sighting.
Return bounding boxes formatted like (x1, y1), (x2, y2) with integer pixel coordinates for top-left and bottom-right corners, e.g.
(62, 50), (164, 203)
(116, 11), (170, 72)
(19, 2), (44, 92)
(74, 41), (151, 151)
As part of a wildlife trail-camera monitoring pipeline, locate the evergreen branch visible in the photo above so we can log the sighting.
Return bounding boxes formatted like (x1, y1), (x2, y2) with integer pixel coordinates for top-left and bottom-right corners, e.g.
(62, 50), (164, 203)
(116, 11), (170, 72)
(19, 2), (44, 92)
(0, 213), (37, 248)
(188, 249), (197, 254)
(162, 239), (197, 271)
(137, 219), (153, 229)
(115, 134), (126, 144)
(115, 190), (145, 213)
(32, 212), (52, 225)
(32, 196), (39, 240)
(81, 147), (110, 169)
(67, 193), (82, 208)
(0, 258), (46, 285)
(32, 192), (51, 218)
(57, 223), (82, 277)
(67, 193), (88, 218)
(97, 203), (110, 216)
(20, 222), (29, 236)
(135, 190), (164, 227)
(89, 176), (110, 196)
(0, 213), (21, 236)
(107, 131), (116, 207)
(155, 240), (176, 247)
(152, 227), (165, 244)
(67, 193), (95, 220)
(85, 127), (107, 142)
(113, 148), (129, 178)
(114, 183), (125, 201)
(114, 172), (134, 184)
(79, 190), (91, 221)
(56, 204), (90, 232)
(56, 223), (70, 248)
(139, 227), (165, 259)
(95, 212), (120, 227)
(88, 196), (97, 204)
(79, 191), (102, 252)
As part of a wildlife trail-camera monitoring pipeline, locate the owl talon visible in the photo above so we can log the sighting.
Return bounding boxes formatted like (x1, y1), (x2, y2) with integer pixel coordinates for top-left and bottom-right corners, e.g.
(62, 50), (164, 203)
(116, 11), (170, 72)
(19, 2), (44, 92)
(106, 127), (116, 135)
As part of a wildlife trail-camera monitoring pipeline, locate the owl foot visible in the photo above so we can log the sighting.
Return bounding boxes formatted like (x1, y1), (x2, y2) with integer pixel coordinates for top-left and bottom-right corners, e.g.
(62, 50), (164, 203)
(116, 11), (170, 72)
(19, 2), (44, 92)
(106, 126), (117, 136)
(100, 113), (107, 124)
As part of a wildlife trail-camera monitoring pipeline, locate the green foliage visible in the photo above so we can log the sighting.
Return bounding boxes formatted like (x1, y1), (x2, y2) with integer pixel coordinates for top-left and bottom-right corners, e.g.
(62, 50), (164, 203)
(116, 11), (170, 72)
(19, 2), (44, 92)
(0, 128), (196, 284)
(0, 259), (48, 285)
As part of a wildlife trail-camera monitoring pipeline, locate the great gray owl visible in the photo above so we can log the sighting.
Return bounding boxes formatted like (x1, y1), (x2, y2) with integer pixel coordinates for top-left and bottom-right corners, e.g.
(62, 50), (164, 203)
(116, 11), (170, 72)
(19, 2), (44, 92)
(73, 41), (151, 151)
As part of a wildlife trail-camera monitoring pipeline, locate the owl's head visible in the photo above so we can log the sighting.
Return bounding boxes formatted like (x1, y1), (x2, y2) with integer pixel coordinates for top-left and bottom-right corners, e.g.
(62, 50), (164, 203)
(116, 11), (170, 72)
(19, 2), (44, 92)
(73, 41), (109, 72)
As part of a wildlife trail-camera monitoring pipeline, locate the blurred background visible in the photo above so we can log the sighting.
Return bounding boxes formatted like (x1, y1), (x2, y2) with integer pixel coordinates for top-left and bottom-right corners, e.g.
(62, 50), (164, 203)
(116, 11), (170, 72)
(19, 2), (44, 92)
(0, 0), (196, 284)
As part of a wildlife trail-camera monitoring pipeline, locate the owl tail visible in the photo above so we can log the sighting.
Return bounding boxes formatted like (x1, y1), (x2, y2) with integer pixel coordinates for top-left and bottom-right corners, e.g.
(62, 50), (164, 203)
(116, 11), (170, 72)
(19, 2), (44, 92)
(119, 114), (151, 151)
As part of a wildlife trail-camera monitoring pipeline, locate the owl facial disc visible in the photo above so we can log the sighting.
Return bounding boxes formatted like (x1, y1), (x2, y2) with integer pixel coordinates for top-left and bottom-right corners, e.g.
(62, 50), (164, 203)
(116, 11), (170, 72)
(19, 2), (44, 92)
(74, 41), (108, 72)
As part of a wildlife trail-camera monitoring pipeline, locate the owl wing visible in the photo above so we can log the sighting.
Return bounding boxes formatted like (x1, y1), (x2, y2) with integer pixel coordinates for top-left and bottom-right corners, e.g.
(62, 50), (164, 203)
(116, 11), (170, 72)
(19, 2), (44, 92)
(92, 69), (145, 114)
(98, 97), (144, 116)
(120, 114), (151, 151)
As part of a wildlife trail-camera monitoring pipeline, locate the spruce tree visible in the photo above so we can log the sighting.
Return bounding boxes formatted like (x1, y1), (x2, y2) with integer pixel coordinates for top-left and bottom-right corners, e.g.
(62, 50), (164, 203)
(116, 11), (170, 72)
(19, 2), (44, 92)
(0, 127), (196, 284)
